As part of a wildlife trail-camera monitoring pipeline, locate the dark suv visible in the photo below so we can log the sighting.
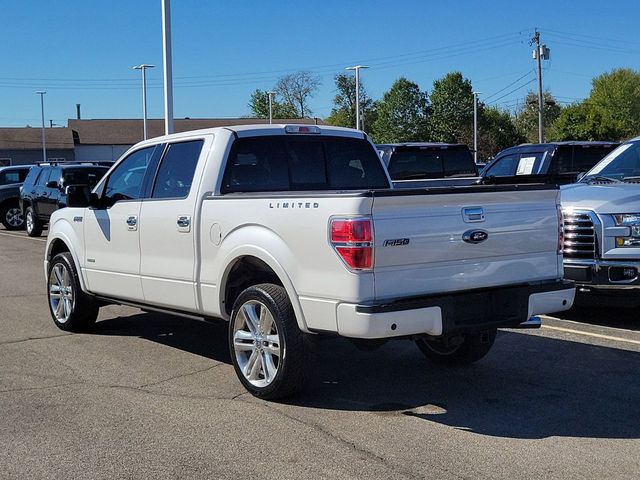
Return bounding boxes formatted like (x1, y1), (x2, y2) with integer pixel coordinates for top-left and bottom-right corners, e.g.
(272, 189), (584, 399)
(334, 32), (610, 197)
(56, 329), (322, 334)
(20, 162), (111, 237)
(0, 165), (32, 230)
(481, 141), (619, 184)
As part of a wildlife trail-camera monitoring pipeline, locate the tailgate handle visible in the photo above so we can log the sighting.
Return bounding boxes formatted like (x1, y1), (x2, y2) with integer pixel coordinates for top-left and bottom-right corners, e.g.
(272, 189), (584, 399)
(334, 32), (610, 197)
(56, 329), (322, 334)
(462, 207), (485, 223)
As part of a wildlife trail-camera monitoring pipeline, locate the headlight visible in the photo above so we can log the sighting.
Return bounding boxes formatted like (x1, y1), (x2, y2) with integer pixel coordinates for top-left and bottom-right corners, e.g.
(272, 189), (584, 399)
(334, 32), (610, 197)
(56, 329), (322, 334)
(614, 214), (640, 247)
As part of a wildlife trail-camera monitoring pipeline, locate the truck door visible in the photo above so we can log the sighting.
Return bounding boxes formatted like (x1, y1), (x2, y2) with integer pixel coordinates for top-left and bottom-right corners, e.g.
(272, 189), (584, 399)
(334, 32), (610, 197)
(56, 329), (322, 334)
(83, 146), (159, 302)
(139, 138), (206, 312)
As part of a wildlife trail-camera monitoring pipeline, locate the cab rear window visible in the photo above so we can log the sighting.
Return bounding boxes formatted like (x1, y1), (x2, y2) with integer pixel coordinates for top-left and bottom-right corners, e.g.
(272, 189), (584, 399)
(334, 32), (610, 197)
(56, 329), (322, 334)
(221, 136), (389, 193)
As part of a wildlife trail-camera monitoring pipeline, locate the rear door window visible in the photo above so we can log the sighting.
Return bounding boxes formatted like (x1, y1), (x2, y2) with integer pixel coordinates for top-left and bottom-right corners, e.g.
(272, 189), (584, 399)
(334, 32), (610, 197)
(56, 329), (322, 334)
(387, 147), (476, 180)
(572, 145), (618, 172)
(151, 140), (204, 199)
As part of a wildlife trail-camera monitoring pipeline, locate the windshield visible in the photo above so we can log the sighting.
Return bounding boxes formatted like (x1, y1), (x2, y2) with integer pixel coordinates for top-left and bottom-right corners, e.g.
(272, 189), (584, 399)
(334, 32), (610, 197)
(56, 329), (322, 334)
(583, 140), (640, 183)
(387, 146), (477, 180)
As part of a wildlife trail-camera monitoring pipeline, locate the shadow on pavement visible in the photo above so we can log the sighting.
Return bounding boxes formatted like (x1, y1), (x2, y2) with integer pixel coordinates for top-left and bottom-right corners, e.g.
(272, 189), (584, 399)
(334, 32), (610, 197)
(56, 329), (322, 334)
(551, 303), (640, 331)
(91, 312), (640, 440)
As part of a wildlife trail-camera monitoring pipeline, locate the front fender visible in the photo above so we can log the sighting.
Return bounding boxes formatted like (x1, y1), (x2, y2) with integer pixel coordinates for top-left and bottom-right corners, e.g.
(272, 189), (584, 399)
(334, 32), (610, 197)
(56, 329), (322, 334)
(46, 213), (87, 292)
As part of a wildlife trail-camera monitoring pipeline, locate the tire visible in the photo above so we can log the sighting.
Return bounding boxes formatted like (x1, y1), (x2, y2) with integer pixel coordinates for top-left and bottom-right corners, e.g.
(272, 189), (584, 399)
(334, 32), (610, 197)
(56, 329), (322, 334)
(416, 329), (497, 366)
(0, 202), (24, 230)
(25, 206), (43, 237)
(47, 252), (99, 332)
(229, 283), (308, 400)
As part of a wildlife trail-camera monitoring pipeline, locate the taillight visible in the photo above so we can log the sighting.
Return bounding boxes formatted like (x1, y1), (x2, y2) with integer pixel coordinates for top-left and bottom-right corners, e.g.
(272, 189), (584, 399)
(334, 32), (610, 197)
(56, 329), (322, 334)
(330, 217), (374, 270)
(557, 206), (564, 254)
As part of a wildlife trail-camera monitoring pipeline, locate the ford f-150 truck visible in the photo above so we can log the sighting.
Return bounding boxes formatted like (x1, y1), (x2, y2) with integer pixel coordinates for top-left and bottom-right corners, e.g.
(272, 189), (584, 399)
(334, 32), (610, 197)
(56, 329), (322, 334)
(562, 136), (640, 303)
(44, 124), (574, 399)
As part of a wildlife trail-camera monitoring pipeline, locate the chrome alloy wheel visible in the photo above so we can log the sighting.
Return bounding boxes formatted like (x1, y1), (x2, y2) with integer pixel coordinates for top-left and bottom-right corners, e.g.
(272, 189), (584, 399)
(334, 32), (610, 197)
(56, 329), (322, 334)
(49, 263), (74, 323)
(5, 207), (23, 228)
(26, 210), (34, 232)
(232, 300), (281, 388)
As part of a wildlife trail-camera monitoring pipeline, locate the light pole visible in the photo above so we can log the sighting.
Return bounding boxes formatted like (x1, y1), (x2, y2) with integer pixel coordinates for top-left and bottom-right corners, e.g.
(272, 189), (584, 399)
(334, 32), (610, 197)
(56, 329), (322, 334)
(267, 91), (276, 124)
(345, 65), (369, 130)
(36, 91), (47, 162)
(133, 64), (155, 140)
(161, 0), (174, 135)
(473, 91), (481, 163)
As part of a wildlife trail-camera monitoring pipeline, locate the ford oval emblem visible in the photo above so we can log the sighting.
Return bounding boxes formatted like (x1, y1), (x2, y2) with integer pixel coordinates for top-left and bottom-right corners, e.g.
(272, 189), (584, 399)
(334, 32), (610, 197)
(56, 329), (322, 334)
(463, 229), (489, 244)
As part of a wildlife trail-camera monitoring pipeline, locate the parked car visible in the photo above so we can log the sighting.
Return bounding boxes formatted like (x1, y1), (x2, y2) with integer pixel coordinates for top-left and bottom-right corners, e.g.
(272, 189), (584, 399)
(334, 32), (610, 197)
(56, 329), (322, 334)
(0, 165), (31, 230)
(20, 162), (110, 237)
(561, 137), (640, 303)
(377, 143), (480, 188)
(45, 124), (574, 399)
(482, 141), (619, 184)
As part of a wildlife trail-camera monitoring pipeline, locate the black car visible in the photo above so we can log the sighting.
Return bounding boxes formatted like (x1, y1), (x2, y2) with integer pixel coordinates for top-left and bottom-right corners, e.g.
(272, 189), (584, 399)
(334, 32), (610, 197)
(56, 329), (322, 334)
(481, 141), (619, 184)
(377, 143), (479, 187)
(20, 162), (111, 237)
(0, 165), (32, 230)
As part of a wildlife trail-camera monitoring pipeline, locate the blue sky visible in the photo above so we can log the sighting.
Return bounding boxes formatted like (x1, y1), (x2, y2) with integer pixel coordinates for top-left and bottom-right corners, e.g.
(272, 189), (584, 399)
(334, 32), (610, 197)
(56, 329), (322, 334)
(2, 0), (639, 127)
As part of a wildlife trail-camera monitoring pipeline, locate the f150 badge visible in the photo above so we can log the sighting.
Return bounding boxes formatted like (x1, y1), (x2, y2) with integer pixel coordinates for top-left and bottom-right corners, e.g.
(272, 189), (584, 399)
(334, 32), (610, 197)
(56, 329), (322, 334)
(383, 238), (410, 247)
(462, 230), (489, 244)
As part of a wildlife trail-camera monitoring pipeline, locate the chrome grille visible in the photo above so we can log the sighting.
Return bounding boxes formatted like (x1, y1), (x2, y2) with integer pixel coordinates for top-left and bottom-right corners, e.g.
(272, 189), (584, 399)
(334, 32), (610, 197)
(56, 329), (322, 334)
(563, 211), (596, 259)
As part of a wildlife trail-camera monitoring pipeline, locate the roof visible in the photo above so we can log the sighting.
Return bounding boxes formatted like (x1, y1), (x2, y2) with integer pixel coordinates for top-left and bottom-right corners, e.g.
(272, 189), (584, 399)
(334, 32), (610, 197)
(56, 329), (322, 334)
(68, 118), (325, 145)
(0, 127), (75, 150)
(377, 142), (469, 149)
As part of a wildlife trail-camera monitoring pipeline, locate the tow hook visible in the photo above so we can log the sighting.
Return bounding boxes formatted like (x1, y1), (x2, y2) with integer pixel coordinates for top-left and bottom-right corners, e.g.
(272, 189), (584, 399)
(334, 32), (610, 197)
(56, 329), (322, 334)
(514, 316), (542, 329)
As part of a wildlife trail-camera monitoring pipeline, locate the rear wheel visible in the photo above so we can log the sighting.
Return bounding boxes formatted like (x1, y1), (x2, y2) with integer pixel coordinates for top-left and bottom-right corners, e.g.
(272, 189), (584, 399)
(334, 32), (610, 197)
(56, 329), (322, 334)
(0, 202), (24, 230)
(416, 329), (497, 366)
(47, 252), (99, 331)
(25, 207), (42, 237)
(229, 283), (307, 400)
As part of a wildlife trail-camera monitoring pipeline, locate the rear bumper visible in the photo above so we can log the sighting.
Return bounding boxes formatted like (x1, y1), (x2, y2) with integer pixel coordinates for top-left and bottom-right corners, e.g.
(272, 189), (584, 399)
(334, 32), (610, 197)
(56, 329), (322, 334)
(564, 259), (640, 290)
(336, 280), (575, 339)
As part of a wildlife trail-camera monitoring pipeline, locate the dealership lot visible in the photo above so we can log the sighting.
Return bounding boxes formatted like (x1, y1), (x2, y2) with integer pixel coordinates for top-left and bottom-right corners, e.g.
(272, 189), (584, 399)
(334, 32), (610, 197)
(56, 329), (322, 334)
(1, 230), (639, 479)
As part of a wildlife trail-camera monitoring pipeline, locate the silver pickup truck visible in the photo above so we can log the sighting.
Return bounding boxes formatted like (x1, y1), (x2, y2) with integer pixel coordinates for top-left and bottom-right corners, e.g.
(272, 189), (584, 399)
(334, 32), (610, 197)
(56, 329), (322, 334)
(562, 136), (640, 303)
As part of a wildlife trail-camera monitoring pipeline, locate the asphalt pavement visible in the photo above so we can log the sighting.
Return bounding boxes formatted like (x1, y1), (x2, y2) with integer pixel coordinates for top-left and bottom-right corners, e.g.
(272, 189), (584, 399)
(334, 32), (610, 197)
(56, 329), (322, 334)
(1, 229), (639, 479)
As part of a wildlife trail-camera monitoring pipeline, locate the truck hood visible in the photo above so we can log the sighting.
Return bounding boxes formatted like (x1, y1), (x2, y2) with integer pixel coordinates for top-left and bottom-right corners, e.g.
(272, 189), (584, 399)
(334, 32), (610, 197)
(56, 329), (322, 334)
(561, 182), (640, 214)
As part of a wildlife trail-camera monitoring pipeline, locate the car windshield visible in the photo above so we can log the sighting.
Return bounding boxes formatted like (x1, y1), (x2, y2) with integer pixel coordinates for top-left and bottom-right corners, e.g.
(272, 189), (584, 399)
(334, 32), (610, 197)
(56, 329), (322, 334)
(583, 140), (640, 183)
(387, 146), (477, 180)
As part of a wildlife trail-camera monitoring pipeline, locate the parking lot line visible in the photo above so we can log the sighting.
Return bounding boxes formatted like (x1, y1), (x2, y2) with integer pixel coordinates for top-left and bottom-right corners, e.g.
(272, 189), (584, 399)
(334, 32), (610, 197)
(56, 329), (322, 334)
(0, 231), (46, 242)
(541, 324), (640, 346)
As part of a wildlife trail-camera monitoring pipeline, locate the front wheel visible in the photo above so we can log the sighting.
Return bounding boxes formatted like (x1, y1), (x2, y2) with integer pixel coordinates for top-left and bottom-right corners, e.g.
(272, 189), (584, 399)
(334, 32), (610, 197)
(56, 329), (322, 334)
(229, 283), (308, 400)
(47, 252), (99, 331)
(25, 206), (43, 237)
(0, 202), (24, 230)
(416, 329), (497, 366)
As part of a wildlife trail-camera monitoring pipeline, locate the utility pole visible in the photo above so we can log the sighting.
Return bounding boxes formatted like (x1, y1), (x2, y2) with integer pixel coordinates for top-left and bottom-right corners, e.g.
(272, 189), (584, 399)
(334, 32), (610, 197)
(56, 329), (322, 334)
(531, 30), (550, 143)
(36, 91), (46, 162)
(345, 65), (369, 130)
(161, 0), (174, 135)
(267, 91), (276, 124)
(133, 64), (155, 140)
(473, 91), (481, 163)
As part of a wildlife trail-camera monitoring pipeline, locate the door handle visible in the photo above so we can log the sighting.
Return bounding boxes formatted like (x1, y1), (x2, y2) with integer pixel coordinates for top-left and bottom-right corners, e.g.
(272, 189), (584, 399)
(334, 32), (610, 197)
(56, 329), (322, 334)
(462, 207), (485, 223)
(177, 215), (191, 233)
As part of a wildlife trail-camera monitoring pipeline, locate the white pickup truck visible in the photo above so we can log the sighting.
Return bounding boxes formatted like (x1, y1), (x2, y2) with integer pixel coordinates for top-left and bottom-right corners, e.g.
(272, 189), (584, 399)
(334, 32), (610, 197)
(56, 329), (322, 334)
(45, 124), (574, 399)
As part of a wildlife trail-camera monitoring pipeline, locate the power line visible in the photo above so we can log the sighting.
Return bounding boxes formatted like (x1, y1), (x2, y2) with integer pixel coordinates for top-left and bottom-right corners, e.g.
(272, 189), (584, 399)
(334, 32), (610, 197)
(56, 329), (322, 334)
(487, 77), (537, 104)
(483, 70), (535, 101)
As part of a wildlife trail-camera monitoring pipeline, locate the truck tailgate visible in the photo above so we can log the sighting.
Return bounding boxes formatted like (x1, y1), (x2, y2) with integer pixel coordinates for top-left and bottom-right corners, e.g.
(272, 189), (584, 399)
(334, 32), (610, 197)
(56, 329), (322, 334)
(371, 185), (561, 300)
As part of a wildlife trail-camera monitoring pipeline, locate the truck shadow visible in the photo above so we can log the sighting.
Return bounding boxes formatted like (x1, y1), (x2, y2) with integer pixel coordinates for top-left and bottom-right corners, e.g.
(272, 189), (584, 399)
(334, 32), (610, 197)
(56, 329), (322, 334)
(91, 313), (640, 440)
(551, 304), (640, 331)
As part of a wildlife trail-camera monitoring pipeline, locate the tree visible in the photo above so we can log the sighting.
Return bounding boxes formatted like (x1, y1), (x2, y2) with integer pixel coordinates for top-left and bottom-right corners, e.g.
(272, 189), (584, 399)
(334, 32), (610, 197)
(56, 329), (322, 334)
(514, 91), (562, 143)
(325, 74), (377, 132)
(371, 77), (429, 143)
(428, 72), (475, 143)
(275, 71), (321, 118)
(248, 89), (297, 119)
(478, 107), (525, 159)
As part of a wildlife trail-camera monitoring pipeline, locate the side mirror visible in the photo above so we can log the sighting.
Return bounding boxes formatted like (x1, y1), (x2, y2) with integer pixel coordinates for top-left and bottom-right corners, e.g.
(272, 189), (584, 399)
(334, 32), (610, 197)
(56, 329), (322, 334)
(89, 192), (102, 209)
(65, 185), (91, 208)
(46, 180), (59, 189)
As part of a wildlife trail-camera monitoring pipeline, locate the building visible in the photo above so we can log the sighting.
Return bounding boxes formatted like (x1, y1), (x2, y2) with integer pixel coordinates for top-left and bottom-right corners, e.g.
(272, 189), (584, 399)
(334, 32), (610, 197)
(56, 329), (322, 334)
(0, 127), (75, 166)
(0, 118), (325, 165)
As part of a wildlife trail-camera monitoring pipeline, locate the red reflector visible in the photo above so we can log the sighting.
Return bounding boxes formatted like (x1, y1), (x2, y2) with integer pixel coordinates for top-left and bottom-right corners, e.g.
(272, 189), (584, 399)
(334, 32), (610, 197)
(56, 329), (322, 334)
(335, 247), (373, 270)
(331, 219), (372, 243)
